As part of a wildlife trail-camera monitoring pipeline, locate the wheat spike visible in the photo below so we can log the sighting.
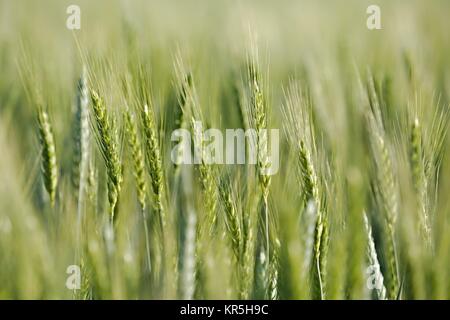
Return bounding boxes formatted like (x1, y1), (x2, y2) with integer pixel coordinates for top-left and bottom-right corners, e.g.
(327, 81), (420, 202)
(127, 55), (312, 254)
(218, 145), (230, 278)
(90, 90), (122, 222)
(37, 107), (58, 207)
(364, 213), (387, 300)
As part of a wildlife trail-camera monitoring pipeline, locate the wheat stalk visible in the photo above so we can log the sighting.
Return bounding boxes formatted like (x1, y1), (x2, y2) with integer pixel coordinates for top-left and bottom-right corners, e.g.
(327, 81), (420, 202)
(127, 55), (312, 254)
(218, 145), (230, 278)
(282, 83), (328, 299)
(240, 195), (257, 299)
(178, 163), (197, 300)
(71, 69), (91, 296)
(124, 108), (152, 273)
(245, 49), (275, 298)
(364, 213), (387, 300)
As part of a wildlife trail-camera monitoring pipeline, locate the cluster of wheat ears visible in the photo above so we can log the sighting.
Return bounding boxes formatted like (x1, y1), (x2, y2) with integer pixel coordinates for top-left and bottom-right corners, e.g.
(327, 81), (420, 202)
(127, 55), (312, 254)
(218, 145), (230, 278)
(20, 41), (447, 299)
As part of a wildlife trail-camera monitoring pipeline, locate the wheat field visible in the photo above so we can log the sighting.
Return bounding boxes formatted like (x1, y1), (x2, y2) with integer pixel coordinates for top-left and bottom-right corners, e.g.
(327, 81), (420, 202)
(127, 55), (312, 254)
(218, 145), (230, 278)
(0, 0), (449, 299)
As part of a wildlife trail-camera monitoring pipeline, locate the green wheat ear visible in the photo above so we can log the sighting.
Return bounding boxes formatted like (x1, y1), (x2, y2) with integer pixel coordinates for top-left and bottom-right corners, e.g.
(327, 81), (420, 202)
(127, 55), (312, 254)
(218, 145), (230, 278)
(124, 108), (152, 274)
(72, 68), (90, 200)
(141, 103), (165, 227)
(124, 109), (147, 210)
(37, 107), (58, 207)
(366, 85), (399, 299)
(220, 182), (242, 260)
(176, 60), (219, 235)
(248, 60), (271, 197)
(282, 83), (328, 299)
(409, 117), (431, 246)
(246, 50), (275, 299)
(299, 139), (326, 299)
(90, 89), (122, 222)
